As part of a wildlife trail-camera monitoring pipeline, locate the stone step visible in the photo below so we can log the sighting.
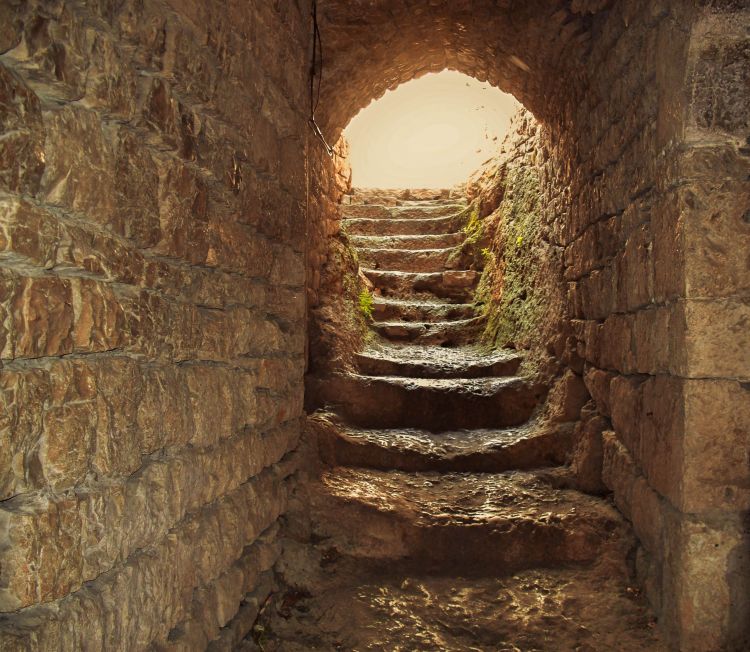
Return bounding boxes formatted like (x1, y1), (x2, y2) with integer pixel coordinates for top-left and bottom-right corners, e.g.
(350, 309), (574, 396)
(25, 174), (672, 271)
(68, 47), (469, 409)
(355, 246), (460, 273)
(306, 373), (541, 431)
(258, 550), (663, 651)
(311, 413), (574, 473)
(350, 232), (464, 250)
(346, 189), (465, 204)
(355, 344), (522, 378)
(363, 269), (478, 301)
(342, 203), (466, 220)
(309, 466), (629, 574)
(371, 297), (476, 323)
(343, 214), (459, 236)
(371, 316), (483, 346)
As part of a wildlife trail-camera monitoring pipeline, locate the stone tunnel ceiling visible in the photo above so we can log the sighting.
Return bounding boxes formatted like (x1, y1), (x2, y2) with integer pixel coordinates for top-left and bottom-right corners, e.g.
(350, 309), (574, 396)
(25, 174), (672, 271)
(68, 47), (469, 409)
(315, 0), (607, 139)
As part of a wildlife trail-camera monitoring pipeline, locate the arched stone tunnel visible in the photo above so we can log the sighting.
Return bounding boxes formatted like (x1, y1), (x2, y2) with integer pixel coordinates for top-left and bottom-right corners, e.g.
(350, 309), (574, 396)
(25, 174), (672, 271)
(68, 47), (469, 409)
(0, 0), (748, 650)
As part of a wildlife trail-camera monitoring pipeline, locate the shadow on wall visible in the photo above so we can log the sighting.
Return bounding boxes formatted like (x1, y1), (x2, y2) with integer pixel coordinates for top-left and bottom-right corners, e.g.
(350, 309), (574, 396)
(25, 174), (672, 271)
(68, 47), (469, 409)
(728, 510), (750, 648)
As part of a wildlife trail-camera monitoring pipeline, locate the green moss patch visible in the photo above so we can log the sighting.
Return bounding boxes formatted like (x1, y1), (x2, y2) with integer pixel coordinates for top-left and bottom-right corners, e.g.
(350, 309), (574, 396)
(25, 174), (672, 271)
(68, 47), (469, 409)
(475, 166), (544, 349)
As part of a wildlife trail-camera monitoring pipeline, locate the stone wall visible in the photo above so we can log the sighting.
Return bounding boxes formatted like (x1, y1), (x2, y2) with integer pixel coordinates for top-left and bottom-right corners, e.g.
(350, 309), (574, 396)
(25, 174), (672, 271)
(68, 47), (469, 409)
(0, 0), (309, 648)
(466, 111), (569, 372)
(594, 5), (750, 650)
(305, 136), (367, 378)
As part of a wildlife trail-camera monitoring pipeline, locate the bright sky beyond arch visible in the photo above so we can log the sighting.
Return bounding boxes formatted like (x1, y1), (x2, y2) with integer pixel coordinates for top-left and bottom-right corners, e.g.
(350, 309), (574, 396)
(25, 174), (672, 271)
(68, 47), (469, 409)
(344, 70), (520, 189)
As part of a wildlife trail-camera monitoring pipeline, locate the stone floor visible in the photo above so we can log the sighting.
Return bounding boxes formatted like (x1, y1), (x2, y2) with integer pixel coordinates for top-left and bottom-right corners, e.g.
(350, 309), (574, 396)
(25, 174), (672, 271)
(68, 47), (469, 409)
(245, 196), (664, 651)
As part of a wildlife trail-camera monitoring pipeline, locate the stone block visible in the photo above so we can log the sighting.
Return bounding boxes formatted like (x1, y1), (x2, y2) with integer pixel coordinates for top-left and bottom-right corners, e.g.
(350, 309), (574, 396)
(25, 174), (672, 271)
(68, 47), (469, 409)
(270, 244), (305, 287)
(682, 378), (750, 513)
(113, 128), (161, 247)
(609, 374), (644, 455)
(0, 367), (50, 499)
(71, 278), (129, 352)
(58, 221), (146, 284)
(545, 369), (590, 423)
(154, 156), (209, 265)
(166, 530), (279, 649)
(651, 192), (684, 302)
(690, 34), (750, 136)
(667, 513), (750, 652)
(599, 313), (635, 372)
(205, 219), (274, 278)
(137, 76), (198, 159)
(0, 63), (45, 195)
(10, 275), (75, 358)
(0, 492), (84, 612)
(578, 267), (615, 321)
(185, 366), (249, 447)
(136, 364), (193, 453)
(0, 271), (13, 357)
(41, 362), (99, 490)
(39, 105), (116, 226)
(0, 198), (62, 269)
(265, 286), (305, 322)
(0, 469), (291, 648)
(638, 375), (684, 507)
(601, 431), (665, 557)
(0, 1), (25, 53)
(570, 412), (608, 493)
(632, 305), (678, 374)
(678, 147), (750, 299)
(684, 298), (750, 380)
(90, 357), (144, 477)
(583, 365), (615, 417)
(615, 221), (653, 312)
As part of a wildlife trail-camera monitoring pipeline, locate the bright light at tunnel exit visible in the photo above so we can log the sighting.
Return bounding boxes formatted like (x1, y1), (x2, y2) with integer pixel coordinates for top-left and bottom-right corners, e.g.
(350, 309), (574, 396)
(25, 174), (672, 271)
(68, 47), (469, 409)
(344, 70), (520, 189)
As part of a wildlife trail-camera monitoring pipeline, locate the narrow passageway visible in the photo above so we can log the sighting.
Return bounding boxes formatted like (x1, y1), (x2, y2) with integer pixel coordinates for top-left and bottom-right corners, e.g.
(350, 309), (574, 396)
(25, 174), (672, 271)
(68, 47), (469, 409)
(254, 191), (665, 651)
(0, 1), (746, 649)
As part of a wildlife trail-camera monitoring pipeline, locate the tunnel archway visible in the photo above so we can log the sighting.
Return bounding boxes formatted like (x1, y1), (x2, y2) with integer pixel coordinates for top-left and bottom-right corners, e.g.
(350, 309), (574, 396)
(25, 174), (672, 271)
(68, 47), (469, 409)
(0, 0), (746, 649)
(304, 2), (750, 651)
(315, 0), (594, 140)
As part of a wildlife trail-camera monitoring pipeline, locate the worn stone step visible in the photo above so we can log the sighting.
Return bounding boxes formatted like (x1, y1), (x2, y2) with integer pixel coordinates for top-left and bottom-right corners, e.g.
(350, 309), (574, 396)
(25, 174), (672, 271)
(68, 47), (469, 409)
(309, 467), (629, 574)
(311, 413), (574, 473)
(363, 269), (478, 301)
(343, 214), (459, 236)
(346, 189), (465, 204)
(306, 373), (541, 430)
(350, 232), (464, 250)
(372, 316), (483, 345)
(371, 297), (476, 323)
(259, 550), (663, 652)
(355, 246), (460, 273)
(342, 203), (466, 220)
(355, 343), (522, 378)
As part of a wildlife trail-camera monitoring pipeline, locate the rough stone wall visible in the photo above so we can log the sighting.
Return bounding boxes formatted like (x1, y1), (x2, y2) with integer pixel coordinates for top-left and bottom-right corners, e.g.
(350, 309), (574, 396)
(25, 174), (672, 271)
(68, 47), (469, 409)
(570, 4), (750, 650)
(313, 1), (749, 649)
(0, 0), (309, 649)
(466, 111), (568, 368)
(465, 108), (589, 449)
(305, 137), (367, 378)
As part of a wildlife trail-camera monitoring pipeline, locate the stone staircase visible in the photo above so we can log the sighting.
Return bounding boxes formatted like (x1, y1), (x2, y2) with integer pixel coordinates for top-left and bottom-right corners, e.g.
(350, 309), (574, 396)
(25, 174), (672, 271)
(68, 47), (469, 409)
(252, 195), (664, 651)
